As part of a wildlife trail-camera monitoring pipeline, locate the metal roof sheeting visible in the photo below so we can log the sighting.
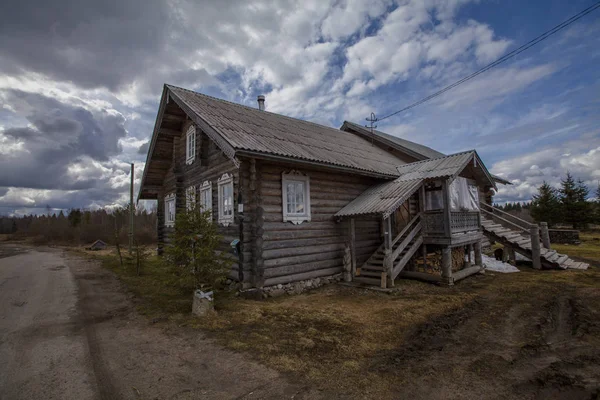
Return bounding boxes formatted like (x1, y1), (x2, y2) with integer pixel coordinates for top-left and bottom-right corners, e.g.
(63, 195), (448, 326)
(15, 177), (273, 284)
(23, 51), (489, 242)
(335, 151), (479, 218)
(395, 151), (475, 182)
(167, 85), (406, 176)
(335, 179), (422, 218)
(342, 121), (444, 160)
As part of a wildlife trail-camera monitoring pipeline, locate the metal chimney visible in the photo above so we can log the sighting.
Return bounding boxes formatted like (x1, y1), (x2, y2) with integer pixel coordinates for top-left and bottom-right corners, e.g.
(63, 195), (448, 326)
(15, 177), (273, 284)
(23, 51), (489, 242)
(257, 95), (265, 111)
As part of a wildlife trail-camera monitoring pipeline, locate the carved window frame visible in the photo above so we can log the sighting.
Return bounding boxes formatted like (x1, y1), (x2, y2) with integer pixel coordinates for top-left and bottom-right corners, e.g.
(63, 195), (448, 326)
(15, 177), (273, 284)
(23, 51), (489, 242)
(217, 173), (234, 226)
(282, 170), (311, 225)
(199, 180), (213, 219)
(165, 193), (176, 227)
(185, 125), (196, 165)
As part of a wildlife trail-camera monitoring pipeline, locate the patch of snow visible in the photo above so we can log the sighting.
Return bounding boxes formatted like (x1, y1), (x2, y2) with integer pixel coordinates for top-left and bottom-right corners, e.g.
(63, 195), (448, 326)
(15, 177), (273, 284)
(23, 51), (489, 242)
(481, 254), (520, 273)
(468, 252), (520, 273)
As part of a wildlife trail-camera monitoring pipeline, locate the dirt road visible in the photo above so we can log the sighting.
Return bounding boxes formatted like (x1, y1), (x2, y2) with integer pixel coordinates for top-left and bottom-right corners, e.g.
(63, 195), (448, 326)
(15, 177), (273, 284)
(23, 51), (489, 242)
(0, 244), (321, 400)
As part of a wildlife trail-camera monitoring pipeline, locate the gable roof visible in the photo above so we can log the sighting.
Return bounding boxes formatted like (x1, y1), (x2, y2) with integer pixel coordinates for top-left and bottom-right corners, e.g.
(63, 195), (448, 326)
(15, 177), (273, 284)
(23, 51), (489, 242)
(335, 150), (496, 218)
(341, 121), (444, 161)
(341, 120), (511, 185)
(166, 85), (406, 177)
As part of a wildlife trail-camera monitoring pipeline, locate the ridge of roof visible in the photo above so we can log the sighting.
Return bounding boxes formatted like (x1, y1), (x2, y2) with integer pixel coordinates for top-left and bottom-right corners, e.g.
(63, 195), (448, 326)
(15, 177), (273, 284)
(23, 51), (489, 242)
(166, 84), (352, 136)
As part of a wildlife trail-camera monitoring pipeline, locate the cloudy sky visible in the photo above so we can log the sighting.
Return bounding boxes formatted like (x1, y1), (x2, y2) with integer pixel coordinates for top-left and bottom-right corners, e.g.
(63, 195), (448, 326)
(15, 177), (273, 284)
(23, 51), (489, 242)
(0, 0), (599, 215)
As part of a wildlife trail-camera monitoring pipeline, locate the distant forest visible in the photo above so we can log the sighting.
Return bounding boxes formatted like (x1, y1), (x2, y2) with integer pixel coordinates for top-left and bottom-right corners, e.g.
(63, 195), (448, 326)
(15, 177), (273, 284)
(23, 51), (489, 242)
(0, 206), (157, 245)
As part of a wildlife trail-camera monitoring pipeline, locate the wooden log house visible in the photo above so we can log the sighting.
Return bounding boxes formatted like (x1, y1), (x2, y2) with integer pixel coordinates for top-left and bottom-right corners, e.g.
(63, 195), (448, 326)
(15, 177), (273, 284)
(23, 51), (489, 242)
(138, 84), (512, 289)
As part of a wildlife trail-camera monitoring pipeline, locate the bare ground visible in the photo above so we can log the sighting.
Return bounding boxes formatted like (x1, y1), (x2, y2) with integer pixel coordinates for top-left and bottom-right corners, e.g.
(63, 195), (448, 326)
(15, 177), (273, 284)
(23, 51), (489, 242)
(0, 244), (324, 400)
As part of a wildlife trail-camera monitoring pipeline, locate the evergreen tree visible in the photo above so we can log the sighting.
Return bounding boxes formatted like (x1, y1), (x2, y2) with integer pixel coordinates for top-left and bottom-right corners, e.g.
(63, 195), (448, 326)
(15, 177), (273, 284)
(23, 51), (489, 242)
(558, 173), (591, 229)
(530, 181), (560, 227)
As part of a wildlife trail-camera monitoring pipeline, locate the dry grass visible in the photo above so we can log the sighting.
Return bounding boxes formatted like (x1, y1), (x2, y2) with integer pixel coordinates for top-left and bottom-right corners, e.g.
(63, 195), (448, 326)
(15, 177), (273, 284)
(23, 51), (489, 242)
(86, 238), (600, 398)
(553, 231), (600, 263)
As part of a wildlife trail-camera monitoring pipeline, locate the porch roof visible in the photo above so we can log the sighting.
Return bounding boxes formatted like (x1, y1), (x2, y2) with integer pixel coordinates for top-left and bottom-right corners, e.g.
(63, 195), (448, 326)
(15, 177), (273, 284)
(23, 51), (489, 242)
(335, 179), (423, 219)
(335, 151), (496, 219)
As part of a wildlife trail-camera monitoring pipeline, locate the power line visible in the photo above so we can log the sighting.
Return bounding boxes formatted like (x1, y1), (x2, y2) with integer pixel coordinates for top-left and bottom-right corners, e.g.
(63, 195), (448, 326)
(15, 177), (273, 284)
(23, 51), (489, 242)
(376, 1), (600, 122)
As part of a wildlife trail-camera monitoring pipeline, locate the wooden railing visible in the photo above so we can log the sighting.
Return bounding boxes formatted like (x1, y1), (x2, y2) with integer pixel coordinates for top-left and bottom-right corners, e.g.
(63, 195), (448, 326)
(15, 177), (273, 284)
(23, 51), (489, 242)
(450, 211), (481, 233)
(422, 210), (445, 234)
(423, 210), (480, 235)
(479, 202), (534, 234)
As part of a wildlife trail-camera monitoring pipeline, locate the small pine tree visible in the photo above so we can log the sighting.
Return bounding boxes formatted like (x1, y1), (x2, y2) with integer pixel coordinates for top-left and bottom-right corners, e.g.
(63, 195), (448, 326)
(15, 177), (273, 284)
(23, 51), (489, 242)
(165, 205), (232, 291)
(595, 183), (600, 225)
(530, 181), (560, 227)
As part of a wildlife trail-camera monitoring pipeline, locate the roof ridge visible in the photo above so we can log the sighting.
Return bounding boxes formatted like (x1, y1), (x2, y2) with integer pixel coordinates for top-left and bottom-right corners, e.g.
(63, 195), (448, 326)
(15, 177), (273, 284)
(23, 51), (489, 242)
(396, 149), (475, 168)
(165, 83), (354, 136)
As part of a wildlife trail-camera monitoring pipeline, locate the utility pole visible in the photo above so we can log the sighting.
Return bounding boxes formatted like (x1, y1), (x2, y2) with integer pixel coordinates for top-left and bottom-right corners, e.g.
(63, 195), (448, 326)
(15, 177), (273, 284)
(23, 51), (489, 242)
(129, 163), (134, 254)
(365, 112), (378, 145)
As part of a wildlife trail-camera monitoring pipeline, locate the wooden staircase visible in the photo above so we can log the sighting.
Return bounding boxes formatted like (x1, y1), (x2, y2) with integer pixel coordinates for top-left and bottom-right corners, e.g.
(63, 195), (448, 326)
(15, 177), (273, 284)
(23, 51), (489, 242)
(355, 214), (423, 287)
(480, 204), (588, 270)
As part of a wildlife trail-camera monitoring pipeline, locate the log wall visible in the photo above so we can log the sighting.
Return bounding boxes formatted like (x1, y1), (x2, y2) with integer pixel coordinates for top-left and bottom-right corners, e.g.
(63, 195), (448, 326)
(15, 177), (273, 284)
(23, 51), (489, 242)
(250, 161), (384, 287)
(158, 122), (244, 281)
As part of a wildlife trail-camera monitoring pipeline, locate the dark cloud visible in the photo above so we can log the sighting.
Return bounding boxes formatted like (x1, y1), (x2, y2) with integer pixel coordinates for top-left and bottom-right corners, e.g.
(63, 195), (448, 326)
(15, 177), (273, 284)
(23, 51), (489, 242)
(0, 89), (126, 190)
(0, 0), (169, 91)
(137, 141), (150, 155)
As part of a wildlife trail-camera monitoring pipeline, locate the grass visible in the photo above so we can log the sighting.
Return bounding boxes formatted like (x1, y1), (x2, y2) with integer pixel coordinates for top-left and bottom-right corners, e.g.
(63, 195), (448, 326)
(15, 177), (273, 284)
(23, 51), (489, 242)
(552, 231), (600, 263)
(84, 240), (600, 398)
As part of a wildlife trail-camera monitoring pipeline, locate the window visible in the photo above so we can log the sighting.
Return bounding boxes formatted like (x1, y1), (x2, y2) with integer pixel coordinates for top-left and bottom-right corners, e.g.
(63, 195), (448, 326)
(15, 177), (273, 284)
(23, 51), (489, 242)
(199, 180), (212, 219)
(185, 186), (196, 211)
(217, 173), (234, 226)
(282, 171), (310, 224)
(165, 193), (176, 227)
(186, 125), (196, 165)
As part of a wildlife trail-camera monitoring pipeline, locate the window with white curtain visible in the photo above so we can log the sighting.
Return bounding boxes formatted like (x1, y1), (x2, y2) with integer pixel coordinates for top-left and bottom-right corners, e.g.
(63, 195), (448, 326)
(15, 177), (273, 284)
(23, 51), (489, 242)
(186, 125), (196, 165)
(199, 180), (212, 219)
(217, 173), (234, 226)
(165, 193), (176, 227)
(282, 171), (310, 224)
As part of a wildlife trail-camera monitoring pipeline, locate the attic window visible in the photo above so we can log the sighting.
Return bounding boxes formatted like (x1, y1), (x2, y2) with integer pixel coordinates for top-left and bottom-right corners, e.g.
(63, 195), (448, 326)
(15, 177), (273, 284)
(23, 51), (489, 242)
(186, 125), (196, 165)
(217, 173), (234, 226)
(282, 171), (310, 224)
(165, 193), (176, 227)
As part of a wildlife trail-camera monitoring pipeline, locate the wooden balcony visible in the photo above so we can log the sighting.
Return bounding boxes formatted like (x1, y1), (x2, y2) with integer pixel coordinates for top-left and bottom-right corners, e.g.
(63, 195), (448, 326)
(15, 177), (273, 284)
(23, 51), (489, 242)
(422, 210), (482, 245)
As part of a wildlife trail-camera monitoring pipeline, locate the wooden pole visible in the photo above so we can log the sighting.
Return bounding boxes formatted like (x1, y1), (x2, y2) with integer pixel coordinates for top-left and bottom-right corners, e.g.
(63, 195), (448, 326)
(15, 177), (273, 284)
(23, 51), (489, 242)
(442, 179), (452, 237)
(129, 163), (134, 254)
(474, 241), (483, 267)
(441, 246), (453, 285)
(350, 218), (356, 277)
(530, 225), (542, 270)
(540, 222), (551, 249)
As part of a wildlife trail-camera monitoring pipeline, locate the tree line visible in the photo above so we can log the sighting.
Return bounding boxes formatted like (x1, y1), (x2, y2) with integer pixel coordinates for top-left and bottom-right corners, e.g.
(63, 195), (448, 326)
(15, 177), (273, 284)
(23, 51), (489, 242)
(529, 172), (600, 229)
(0, 206), (157, 245)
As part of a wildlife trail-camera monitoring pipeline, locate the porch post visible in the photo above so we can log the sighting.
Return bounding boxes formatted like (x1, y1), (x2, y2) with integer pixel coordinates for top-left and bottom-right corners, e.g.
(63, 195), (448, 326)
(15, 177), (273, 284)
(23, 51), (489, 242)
(383, 216), (392, 288)
(530, 225), (542, 270)
(540, 222), (551, 249)
(350, 218), (356, 277)
(474, 241), (483, 267)
(442, 178), (452, 237)
(441, 246), (453, 285)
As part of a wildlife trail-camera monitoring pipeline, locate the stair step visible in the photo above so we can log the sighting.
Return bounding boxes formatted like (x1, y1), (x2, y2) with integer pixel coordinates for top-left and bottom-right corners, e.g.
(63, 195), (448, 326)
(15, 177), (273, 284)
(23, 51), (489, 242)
(354, 276), (382, 286)
(362, 264), (385, 271)
(360, 269), (384, 278)
(555, 254), (569, 265)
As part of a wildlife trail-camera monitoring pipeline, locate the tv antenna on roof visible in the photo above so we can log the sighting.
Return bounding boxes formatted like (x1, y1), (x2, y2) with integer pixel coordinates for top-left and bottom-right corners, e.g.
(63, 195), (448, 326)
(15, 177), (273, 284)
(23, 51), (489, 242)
(365, 112), (378, 145)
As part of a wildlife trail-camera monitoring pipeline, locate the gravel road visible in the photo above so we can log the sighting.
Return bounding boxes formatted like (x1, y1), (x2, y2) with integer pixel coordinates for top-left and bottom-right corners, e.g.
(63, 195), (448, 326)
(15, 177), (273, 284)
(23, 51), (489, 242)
(0, 244), (320, 400)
